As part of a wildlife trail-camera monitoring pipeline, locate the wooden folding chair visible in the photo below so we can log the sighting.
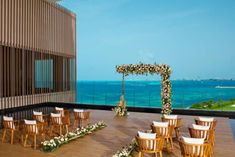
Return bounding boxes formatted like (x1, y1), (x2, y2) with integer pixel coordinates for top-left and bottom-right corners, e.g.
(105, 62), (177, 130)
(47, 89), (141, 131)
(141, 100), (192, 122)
(195, 117), (217, 130)
(136, 135), (164, 157)
(151, 122), (174, 151)
(188, 125), (214, 144)
(23, 120), (45, 149)
(49, 113), (68, 136)
(195, 117), (217, 147)
(162, 115), (181, 138)
(73, 109), (90, 128)
(178, 138), (212, 157)
(33, 111), (47, 134)
(55, 107), (71, 127)
(55, 107), (65, 117)
(2, 116), (20, 144)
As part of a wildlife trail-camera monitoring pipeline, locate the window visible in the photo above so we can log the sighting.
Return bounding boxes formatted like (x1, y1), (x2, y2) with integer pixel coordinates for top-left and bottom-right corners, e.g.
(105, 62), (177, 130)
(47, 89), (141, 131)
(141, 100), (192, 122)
(35, 60), (53, 89)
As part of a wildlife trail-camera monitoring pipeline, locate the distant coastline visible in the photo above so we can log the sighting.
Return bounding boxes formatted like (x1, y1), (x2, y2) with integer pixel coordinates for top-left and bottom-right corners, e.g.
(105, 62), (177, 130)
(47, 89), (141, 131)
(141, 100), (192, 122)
(215, 86), (235, 89)
(77, 79), (235, 82)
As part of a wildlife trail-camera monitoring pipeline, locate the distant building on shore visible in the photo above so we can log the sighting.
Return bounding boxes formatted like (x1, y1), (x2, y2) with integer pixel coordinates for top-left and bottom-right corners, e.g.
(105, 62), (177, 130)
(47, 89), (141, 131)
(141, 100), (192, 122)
(0, 0), (76, 109)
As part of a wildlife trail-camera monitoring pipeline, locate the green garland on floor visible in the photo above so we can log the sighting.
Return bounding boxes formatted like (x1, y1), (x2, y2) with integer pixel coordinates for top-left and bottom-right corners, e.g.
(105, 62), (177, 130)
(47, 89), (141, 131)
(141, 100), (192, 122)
(41, 121), (106, 152)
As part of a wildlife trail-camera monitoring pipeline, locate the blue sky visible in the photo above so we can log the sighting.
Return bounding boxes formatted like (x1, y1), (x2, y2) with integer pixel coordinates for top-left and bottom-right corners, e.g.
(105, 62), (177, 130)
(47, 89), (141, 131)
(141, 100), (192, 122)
(60, 0), (235, 80)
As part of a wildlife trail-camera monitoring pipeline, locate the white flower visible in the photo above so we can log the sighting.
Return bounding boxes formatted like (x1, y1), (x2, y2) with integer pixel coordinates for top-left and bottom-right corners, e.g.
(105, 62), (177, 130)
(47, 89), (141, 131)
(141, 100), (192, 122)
(50, 139), (54, 143)
(41, 121), (106, 152)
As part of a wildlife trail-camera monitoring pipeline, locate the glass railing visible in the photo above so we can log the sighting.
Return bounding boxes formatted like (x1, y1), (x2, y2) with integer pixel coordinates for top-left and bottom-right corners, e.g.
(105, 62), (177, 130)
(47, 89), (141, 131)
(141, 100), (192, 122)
(76, 80), (235, 111)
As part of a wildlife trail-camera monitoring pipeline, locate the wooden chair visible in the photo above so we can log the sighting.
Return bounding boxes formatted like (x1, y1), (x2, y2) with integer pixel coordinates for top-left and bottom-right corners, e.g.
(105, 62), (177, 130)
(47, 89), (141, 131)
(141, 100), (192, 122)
(2, 116), (20, 144)
(136, 135), (164, 157)
(55, 107), (65, 117)
(49, 113), (68, 136)
(33, 111), (47, 134)
(33, 111), (44, 122)
(195, 117), (217, 130)
(73, 109), (90, 128)
(188, 124), (214, 144)
(195, 117), (217, 147)
(151, 122), (174, 151)
(55, 107), (71, 127)
(23, 120), (45, 149)
(62, 110), (71, 128)
(161, 115), (181, 138)
(178, 137), (212, 157)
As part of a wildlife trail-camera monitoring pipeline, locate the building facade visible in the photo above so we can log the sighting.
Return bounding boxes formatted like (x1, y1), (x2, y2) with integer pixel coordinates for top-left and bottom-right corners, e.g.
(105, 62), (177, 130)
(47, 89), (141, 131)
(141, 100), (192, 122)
(0, 0), (76, 109)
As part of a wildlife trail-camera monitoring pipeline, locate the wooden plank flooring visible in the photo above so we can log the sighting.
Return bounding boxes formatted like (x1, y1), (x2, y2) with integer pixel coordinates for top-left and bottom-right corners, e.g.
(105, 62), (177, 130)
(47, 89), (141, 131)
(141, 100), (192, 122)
(0, 110), (235, 157)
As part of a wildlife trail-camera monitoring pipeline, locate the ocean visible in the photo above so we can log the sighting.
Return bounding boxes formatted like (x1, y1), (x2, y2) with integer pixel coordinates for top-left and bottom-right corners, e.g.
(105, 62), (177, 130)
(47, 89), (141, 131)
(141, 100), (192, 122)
(76, 80), (235, 109)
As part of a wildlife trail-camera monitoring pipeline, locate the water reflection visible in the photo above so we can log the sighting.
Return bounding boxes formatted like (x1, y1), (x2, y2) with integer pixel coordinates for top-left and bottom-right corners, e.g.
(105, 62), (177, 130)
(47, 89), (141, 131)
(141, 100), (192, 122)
(0, 106), (55, 128)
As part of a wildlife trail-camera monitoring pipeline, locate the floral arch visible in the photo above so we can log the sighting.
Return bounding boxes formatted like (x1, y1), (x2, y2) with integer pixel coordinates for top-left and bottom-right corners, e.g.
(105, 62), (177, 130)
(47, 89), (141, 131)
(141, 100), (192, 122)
(115, 63), (172, 115)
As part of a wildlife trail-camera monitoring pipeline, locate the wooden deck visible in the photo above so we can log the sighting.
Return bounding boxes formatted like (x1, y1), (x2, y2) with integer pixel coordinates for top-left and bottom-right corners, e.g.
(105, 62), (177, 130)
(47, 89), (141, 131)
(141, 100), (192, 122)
(0, 110), (235, 157)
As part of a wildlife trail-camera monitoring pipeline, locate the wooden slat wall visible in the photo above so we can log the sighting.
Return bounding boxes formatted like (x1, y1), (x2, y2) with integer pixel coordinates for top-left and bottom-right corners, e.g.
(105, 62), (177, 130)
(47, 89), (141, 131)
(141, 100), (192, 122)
(0, 0), (76, 57)
(0, 45), (76, 110)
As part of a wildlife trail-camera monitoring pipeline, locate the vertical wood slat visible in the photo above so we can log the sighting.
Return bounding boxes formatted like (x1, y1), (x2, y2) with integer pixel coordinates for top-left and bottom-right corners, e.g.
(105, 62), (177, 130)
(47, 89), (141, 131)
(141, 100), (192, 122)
(2, 0), (5, 45)
(1, 0), (76, 57)
(3, 47), (6, 109)
(0, 0), (2, 44)
(0, 46), (2, 103)
(5, 0), (8, 44)
(16, 0), (20, 47)
(25, 0), (28, 49)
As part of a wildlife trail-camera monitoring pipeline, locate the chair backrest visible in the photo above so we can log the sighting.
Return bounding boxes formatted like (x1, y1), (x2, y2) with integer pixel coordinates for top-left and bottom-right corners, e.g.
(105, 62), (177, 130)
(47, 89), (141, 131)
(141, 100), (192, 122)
(3, 116), (15, 130)
(51, 113), (62, 125)
(55, 107), (65, 117)
(179, 138), (211, 157)
(195, 118), (217, 130)
(161, 115), (181, 128)
(24, 120), (38, 134)
(136, 135), (164, 152)
(33, 111), (44, 122)
(188, 124), (213, 143)
(151, 121), (174, 137)
(74, 109), (90, 120)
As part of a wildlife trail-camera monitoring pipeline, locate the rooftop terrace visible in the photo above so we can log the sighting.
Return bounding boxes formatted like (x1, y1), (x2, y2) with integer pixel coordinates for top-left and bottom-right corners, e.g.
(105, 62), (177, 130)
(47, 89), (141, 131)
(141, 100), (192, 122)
(0, 109), (234, 157)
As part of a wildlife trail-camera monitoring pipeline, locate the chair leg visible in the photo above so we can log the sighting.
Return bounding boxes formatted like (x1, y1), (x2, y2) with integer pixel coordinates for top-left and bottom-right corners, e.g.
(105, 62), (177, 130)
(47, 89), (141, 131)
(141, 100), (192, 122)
(10, 130), (14, 144)
(154, 152), (158, 157)
(73, 120), (77, 129)
(170, 137), (174, 150)
(2, 129), (6, 143)
(175, 128), (179, 139)
(79, 120), (81, 128)
(24, 134), (28, 147)
(50, 126), (53, 136)
(66, 125), (68, 134)
(34, 135), (37, 149)
(166, 138), (169, 147)
(60, 126), (62, 136)
(138, 152), (142, 157)
(21, 134), (24, 145)
(159, 151), (163, 157)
